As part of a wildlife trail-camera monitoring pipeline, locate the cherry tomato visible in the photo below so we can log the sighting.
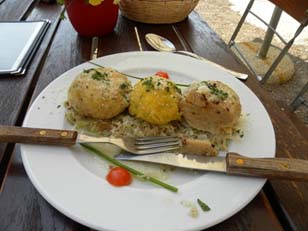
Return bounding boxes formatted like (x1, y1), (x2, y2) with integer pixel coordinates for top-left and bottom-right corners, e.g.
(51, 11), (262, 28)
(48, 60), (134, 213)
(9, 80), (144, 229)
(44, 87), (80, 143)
(155, 71), (169, 79)
(106, 167), (132, 187)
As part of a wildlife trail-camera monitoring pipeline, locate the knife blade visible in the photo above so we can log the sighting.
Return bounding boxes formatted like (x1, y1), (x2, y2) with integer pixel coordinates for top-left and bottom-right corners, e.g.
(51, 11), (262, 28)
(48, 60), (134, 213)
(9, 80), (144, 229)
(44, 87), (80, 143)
(115, 152), (308, 181)
(173, 50), (248, 80)
(115, 152), (227, 172)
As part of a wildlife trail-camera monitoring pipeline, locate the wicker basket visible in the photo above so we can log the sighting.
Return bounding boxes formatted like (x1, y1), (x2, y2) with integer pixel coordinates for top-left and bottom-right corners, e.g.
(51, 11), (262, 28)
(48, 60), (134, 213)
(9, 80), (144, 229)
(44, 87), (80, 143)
(119, 0), (200, 24)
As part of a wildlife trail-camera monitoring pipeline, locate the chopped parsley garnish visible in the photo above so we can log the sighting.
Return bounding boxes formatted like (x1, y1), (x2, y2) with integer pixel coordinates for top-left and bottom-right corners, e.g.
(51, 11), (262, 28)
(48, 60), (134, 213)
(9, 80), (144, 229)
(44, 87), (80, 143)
(91, 71), (109, 81)
(121, 92), (129, 102)
(142, 77), (154, 92)
(174, 85), (181, 94)
(83, 68), (95, 74)
(201, 81), (228, 100)
(120, 83), (128, 89)
(197, 198), (211, 212)
(83, 68), (110, 81)
(235, 129), (244, 138)
(141, 77), (181, 94)
(167, 81), (181, 94)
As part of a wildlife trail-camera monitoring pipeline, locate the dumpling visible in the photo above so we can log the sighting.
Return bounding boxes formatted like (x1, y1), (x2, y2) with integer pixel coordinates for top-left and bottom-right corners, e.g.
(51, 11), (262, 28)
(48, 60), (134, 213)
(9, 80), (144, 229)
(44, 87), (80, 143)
(180, 80), (241, 133)
(129, 76), (182, 125)
(67, 67), (132, 120)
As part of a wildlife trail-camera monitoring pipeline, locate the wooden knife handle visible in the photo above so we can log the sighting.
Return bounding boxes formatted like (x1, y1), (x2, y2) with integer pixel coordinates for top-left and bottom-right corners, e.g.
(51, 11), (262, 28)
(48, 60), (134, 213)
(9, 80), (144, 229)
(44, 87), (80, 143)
(0, 125), (77, 146)
(226, 152), (308, 181)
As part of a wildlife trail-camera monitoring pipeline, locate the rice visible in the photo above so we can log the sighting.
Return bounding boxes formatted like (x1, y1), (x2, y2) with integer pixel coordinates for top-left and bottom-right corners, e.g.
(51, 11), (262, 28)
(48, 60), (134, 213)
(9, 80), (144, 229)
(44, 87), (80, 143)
(65, 107), (245, 151)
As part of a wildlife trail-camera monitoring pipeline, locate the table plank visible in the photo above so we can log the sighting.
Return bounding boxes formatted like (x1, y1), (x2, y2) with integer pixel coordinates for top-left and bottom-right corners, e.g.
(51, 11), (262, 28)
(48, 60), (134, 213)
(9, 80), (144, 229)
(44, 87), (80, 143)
(0, 3), (62, 180)
(178, 12), (308, 230)
(276, 100), (308, 140)
(209, 191), (283, 231)
(0, 147), (89, 231)
(0, 0), (36, 21)
(0, 5), (90, 231)
(97, 16), (140, 55)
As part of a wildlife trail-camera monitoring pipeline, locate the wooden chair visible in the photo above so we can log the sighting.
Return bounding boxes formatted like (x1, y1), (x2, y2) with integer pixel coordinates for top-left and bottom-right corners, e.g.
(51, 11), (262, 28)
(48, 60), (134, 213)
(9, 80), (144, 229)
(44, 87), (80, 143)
(228, 0), (308, 110)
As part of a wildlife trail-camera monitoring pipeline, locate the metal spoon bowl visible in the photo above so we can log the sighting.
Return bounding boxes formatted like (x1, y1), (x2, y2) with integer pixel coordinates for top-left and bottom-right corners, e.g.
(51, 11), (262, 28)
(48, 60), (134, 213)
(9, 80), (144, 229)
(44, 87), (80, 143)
(145, 33), (248, 81)
(145, 33), (175, 52)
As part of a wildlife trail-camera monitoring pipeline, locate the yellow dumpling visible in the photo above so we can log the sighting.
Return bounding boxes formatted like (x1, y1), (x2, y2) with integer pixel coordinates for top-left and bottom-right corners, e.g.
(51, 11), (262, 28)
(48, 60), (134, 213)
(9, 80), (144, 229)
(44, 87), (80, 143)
(129, 76), (182, 125)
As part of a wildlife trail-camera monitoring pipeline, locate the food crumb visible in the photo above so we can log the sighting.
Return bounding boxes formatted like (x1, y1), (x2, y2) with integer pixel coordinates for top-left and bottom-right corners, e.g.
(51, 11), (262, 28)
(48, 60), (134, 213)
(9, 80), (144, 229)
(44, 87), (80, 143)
(189, 207), (199, 218)
(180, 200), (199, 218)
(181, 200), (194, 208)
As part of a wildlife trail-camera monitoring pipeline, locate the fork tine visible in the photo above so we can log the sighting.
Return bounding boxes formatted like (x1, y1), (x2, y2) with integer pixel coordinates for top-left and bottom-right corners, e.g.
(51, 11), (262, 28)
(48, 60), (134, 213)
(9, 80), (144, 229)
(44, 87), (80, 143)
(135, 140), (180, 150)
(136, 136), (177, 141)
(135, 137), (180, 145)
(136, 146), (179, 154)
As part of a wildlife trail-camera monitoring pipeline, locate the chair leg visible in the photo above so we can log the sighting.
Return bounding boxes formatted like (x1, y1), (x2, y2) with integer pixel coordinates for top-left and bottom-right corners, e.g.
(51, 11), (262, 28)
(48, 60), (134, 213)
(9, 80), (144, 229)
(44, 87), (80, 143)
(258, 6), (283, 58)
(260, 22), (307, 84)
(290, 82), (308, 111)
(228, 0), (255, 47)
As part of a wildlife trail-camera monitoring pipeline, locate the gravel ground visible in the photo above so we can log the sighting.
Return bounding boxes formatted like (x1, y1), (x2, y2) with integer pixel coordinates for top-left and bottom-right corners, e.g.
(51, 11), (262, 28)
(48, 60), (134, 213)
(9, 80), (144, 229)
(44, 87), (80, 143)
(195, 0), (308, 125)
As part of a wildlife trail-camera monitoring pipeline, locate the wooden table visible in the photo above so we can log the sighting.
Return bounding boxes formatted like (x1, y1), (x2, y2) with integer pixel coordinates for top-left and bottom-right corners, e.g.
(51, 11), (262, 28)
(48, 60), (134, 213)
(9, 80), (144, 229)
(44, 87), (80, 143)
(0, 1), (307, 230)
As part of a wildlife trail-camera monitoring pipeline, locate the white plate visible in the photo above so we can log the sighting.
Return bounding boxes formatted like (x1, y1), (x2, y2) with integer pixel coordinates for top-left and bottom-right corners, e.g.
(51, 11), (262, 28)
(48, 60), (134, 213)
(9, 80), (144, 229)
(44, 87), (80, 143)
(21, 52), (275, 231)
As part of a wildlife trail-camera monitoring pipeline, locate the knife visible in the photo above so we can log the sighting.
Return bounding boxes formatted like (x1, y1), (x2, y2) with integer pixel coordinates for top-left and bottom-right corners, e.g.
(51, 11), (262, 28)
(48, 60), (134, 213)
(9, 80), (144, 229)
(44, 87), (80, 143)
(115, 152), (308, 181)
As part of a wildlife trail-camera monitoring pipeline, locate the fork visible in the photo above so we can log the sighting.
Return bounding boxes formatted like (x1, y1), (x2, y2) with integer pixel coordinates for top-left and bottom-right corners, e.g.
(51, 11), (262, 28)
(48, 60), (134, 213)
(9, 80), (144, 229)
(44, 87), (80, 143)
(0, 125), (180, 155)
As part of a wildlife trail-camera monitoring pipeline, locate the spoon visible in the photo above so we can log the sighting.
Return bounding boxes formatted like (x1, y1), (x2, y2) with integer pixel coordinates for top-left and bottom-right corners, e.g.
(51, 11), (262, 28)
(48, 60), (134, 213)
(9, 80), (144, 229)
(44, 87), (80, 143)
(145, 33), (248, 80)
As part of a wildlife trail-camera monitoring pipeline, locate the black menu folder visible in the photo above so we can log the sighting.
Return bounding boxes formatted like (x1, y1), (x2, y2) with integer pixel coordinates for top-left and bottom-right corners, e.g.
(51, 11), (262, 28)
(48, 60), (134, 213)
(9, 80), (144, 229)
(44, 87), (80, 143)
(0, 19), (51, 75)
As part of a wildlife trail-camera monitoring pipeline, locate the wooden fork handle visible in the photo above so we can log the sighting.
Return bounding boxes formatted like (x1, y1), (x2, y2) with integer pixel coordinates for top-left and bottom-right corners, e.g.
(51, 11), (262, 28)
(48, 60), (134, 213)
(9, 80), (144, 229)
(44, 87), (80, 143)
(227, 152), (308, 181)
(0, 125), (77, 146)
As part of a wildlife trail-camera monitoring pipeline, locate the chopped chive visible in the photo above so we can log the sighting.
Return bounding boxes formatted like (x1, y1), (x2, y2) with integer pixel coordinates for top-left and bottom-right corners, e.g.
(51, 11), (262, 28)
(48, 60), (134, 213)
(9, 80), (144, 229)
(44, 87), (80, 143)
(88, 61), (189, 87)
(197, 198), (211, 211)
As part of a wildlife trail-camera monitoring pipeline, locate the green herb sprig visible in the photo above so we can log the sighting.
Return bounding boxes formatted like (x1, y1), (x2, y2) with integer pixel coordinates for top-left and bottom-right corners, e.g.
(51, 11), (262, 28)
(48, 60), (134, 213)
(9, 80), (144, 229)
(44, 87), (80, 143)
(80, 143), (178, 193)
(88, 61), (189, 87)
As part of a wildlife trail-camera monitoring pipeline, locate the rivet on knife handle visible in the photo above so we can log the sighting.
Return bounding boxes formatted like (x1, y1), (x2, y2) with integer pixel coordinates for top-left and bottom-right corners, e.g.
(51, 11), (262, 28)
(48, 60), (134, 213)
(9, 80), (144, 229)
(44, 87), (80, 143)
(0, 125), (77, 146)
(226, 152), (308, 181)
